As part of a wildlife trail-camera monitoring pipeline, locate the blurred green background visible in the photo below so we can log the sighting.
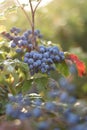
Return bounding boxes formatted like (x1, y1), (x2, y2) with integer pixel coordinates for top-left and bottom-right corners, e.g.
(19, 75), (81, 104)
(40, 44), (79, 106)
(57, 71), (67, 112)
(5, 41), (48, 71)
(0, 0), (87, 52)
(0, 0), (87, 98)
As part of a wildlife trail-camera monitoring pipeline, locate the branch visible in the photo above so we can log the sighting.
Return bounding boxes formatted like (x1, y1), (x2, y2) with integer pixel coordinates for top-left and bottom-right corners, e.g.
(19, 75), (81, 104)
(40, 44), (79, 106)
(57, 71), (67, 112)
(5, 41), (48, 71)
(16, 0), (32, 27)
(29, 0), (34, 14)
(34, 0), (42, 14)
(28, 0), (41, 48)
(29, 0), (34, 29)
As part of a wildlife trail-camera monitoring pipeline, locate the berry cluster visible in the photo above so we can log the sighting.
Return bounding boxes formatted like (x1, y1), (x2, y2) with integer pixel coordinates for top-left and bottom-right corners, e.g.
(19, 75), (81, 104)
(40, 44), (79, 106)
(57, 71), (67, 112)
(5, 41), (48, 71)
(10, 28), (42, 52)
(24, 45), (65, 75)
(5, 77), (87, 130)
(2, 27), (65, 75)
(2, 27), (42, 52)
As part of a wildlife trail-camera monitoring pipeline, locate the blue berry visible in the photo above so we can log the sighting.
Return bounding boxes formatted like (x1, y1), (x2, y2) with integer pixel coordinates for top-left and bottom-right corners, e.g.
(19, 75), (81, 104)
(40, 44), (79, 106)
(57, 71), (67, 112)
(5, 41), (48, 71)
(28, 58), (34, 64)
(29, 64), (33, 69)
(24, 57), (28, 63)
(47, 58), (53, 64)
(36, 60), (41, 65)
(66, 113), (80, 124)
(24, 52), (30, 57)
(16, 48), (22, 53)
(28, 44), (33, 49)
(32, 108), (42, 117)
(39, 46), (46, 53)
(37, 121), (49, 130)
(33, 62), (38, 67)
(60, 92), (69, 102)
(43, 52), (49, 58)
(59, 51), (65, 60)
(11, 42), (16, 48)
(6, 104), (14, 115)
(41, 68), (46, 73)
(54, 55), (60, 62)
(45, 102), (55, 111)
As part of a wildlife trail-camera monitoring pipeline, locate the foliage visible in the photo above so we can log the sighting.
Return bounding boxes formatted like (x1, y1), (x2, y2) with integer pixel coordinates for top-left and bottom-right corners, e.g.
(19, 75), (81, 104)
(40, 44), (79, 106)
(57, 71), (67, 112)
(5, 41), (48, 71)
(0, 0), (87, 130)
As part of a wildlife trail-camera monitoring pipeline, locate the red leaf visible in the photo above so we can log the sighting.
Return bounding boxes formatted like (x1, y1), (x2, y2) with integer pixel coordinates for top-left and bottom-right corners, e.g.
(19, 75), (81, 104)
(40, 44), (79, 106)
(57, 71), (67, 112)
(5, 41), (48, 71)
(67, 54), (86, 77)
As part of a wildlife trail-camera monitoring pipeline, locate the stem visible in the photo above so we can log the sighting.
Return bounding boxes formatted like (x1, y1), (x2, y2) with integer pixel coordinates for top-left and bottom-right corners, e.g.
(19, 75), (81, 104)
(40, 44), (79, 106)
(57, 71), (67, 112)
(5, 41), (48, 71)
(16, 0), (32, 27)
(29, 0), (34, 36)
(29, 0), (41, 47)
(16, 0), (41, 48)
(33, 0), (41, 14)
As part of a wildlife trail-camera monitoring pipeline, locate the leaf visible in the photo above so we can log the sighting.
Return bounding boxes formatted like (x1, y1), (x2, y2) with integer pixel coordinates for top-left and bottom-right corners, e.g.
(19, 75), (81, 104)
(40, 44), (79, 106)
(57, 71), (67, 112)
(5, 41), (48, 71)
(0, 59), (30, 94)
(66, 53), (86, 77)
(0, 41), (10, 53)
(34, 76), (49, 98)
(17, 60), (30, 78)
(30, 72), (47, 80)
(82, 83), (87, 93)
(0, 73), (8, 86)
(22, 79), (33, 93)
(49, 70), (61, 81)
(22, 74), (49, 96)
(2, 59), (29, 76)
(0, 51), (5, 59)
(55, 61), (70, 76)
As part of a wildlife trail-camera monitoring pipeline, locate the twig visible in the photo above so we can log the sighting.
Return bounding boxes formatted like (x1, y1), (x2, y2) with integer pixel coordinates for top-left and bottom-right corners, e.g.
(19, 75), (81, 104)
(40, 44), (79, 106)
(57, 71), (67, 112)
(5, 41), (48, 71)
(29, 0), (34, 14)
(28, 0), (41, 48)
(16, 0), (32, 27)
(29, 0), (34, 34)
(33, 0), (41, 14)
(29, 0), (35, 47)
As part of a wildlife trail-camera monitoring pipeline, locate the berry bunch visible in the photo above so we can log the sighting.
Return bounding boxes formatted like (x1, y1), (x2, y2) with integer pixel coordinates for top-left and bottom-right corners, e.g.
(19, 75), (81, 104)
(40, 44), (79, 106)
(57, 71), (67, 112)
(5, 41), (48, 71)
(5, 77), (87, 130)
(2, 27), (42, 52)
(24, 45), (65, 75)
(11, 29), (42, 51)
(2, 27), (65, 75)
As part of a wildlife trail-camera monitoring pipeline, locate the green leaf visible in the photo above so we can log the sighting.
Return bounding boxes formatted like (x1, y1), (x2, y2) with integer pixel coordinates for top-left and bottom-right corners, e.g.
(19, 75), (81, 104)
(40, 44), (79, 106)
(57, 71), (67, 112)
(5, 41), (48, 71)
(0, 41), (10, 58)
(21, 73), (49, 94)
(0, 51), (5, 59)
(30, 72), (47, 80)
(22, 79), (33, 94)
(18, 61), (30, 78)
(82, 83), (87, 93)
(55, 61), (70, 76)
(34, 76), (49, 98)
(0, 59), (30, 95)
(1, 59), (29, 76)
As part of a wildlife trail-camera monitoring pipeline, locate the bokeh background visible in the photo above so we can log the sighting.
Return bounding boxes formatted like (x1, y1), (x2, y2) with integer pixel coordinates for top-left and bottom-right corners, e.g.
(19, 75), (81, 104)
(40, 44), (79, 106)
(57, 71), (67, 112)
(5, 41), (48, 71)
(0, 0), (87, 98)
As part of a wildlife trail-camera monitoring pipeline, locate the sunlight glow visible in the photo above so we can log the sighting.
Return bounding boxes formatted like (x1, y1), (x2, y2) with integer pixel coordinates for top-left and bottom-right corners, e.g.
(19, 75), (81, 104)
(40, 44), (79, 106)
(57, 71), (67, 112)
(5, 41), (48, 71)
(0, 0), (5, 3)
(0, 0), (53, 6)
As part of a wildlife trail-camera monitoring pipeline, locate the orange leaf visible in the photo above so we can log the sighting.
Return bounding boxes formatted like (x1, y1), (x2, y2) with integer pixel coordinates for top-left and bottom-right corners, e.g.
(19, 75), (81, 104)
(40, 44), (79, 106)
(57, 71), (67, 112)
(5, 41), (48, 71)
(67, 54), (86, 77)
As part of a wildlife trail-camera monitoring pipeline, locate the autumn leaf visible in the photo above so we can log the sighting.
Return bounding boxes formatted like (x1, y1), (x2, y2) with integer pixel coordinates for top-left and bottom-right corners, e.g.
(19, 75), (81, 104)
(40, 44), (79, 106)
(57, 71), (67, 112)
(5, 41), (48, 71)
(66, 53), (86, 77)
